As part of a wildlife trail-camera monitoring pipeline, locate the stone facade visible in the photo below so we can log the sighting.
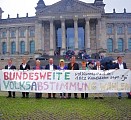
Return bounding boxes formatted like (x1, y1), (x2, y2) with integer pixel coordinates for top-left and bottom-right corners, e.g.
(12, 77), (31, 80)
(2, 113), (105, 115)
(0, 0), (131, 56)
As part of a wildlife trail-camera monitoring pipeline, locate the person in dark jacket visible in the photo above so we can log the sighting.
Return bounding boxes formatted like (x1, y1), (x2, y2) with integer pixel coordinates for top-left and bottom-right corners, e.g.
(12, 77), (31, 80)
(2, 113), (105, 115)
(114, 56), (129, 99)
(45, 58), (57, 99)
(67, 56), (79, 99)
(20, 57), (30, 98)
(5, 59), (16, 98)
(33, 60), (43, 99)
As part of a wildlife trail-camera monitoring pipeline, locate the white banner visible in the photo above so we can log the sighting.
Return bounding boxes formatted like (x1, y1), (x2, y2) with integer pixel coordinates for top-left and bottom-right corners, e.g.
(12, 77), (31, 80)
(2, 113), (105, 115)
(0, 70), (2, 91)
(0, 69), (131, 93)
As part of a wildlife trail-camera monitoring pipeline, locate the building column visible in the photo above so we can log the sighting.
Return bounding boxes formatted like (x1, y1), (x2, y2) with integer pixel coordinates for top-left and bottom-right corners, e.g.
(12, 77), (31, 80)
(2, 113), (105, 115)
(53, 22), (56, 52)
(114, 23), (118, 50)
(124, 23), (128, 50)
(38, 21), (43, 51)
(0, 42), (1, 55)
(74, 17), (79, 54)
(96, 18), (102, 50)
(6, 28), (10, 55)
(25, 27), (29, 54)
(61, 19), (66, 55)
(100, 18), (107, 50)
(16, 28), (19, 54)
(49, 19), (54, 56)
(41, 22), (45, 52)
(35, 21), (39, 52)
(35, 21), (42, 52)
(85, 17), (90, 50)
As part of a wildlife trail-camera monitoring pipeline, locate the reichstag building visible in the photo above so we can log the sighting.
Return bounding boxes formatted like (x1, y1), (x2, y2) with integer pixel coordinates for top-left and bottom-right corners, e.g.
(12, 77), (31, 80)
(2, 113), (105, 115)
(0, 0), (131, 56)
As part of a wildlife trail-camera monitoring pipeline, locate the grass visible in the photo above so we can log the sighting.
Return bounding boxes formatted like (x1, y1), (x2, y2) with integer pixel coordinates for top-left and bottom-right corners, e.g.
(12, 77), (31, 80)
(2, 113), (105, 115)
(0, 96), (131, 120)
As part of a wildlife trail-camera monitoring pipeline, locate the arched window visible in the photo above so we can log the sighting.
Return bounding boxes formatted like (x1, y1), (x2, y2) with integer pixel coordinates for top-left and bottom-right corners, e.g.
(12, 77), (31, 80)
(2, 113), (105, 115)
(107, 38), (113, 52)
(2, 42), (7, 54)
(20, 41), (25, 54)
(128, 38), (131, 51)
(11, 41), (16, 54)
(118, 38), (124, 52)
(30, 41), (35, 54)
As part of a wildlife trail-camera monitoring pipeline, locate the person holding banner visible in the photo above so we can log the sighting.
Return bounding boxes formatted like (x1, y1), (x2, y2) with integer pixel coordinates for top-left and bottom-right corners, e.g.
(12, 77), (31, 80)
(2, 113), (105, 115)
(33, 60), (43, 99)
(67, 56), (79, 99)
(20, 57), (30, 98)
(114, 56), (130, 99)
(45, 58), (57, 99)
(57, 59), (68, 99)
(80, 61), (88, 99)
(93, 61), (105, 99)
(5, 59), (16, 98)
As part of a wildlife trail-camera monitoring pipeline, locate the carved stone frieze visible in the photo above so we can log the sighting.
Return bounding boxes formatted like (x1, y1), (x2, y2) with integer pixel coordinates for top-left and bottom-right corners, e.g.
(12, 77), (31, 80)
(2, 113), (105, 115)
(36, 0), (103, 16)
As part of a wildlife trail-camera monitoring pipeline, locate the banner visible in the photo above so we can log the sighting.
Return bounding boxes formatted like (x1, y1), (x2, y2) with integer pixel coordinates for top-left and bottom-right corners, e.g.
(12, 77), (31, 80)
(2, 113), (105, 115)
(0, 69), (131, 93)
(0, 70), (2, 91)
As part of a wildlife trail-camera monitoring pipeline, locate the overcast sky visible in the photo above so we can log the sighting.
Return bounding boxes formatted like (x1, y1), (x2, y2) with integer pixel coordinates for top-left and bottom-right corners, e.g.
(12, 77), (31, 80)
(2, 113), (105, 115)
(0, 0), (131, 19)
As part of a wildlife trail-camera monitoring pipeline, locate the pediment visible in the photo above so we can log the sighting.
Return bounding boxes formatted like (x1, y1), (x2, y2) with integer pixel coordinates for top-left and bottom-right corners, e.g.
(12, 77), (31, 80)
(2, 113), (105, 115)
(37, 0), (103, 16)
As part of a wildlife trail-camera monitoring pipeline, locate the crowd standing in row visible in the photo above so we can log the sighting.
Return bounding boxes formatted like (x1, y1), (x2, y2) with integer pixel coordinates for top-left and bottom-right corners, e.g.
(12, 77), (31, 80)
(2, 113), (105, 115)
(4, 56), (131, 99)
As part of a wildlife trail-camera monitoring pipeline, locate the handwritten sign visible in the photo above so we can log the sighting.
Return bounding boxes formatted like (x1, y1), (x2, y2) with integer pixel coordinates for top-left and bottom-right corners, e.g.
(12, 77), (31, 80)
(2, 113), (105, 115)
(0, 69), (131, 93)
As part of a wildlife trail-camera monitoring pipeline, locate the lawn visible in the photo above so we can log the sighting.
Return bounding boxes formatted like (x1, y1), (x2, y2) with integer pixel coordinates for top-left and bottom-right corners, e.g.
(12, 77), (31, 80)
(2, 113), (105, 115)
(0, 96), (131, 120)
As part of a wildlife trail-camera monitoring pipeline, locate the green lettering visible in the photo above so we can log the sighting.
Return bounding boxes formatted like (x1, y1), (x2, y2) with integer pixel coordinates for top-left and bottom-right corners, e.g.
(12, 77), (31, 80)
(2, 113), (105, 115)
(26, 82), (31, 90)
(3, 81), (10, 89)
(65, 72), (70, 80)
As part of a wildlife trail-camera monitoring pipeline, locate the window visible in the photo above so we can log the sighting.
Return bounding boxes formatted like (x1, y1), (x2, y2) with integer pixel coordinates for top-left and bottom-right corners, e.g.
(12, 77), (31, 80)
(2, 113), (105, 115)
(20, 30), (25, 37)
(117, 26), (123, 34)
(11, 41), (16, 54)
(10, 30), (16, 38)
(30, 30), (35, 37)
(56, 28), (62, 48)
(107, 26), (113, 34)
(2, 42), (7, 54)
(66, 28), (74, 50)
(107, 38), (113, 52)
(118, 38), (124, 52)
(30, 41), (35, 53)
(20, 41), (25, 54)
(128, 27), (131, 34)
(128, 38), (131, 51)
(78, 27), (84, 50)
(2, 31), (6, 38)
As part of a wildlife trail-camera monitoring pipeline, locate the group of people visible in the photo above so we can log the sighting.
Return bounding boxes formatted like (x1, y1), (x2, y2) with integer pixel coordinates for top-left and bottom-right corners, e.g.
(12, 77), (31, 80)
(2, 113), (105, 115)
(4, 56), (131, 99)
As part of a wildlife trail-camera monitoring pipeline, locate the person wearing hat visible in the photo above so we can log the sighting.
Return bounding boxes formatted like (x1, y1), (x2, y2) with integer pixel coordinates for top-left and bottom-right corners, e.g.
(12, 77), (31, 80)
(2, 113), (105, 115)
(57, 59), (67, 98)
(80, 61), (88, 99)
